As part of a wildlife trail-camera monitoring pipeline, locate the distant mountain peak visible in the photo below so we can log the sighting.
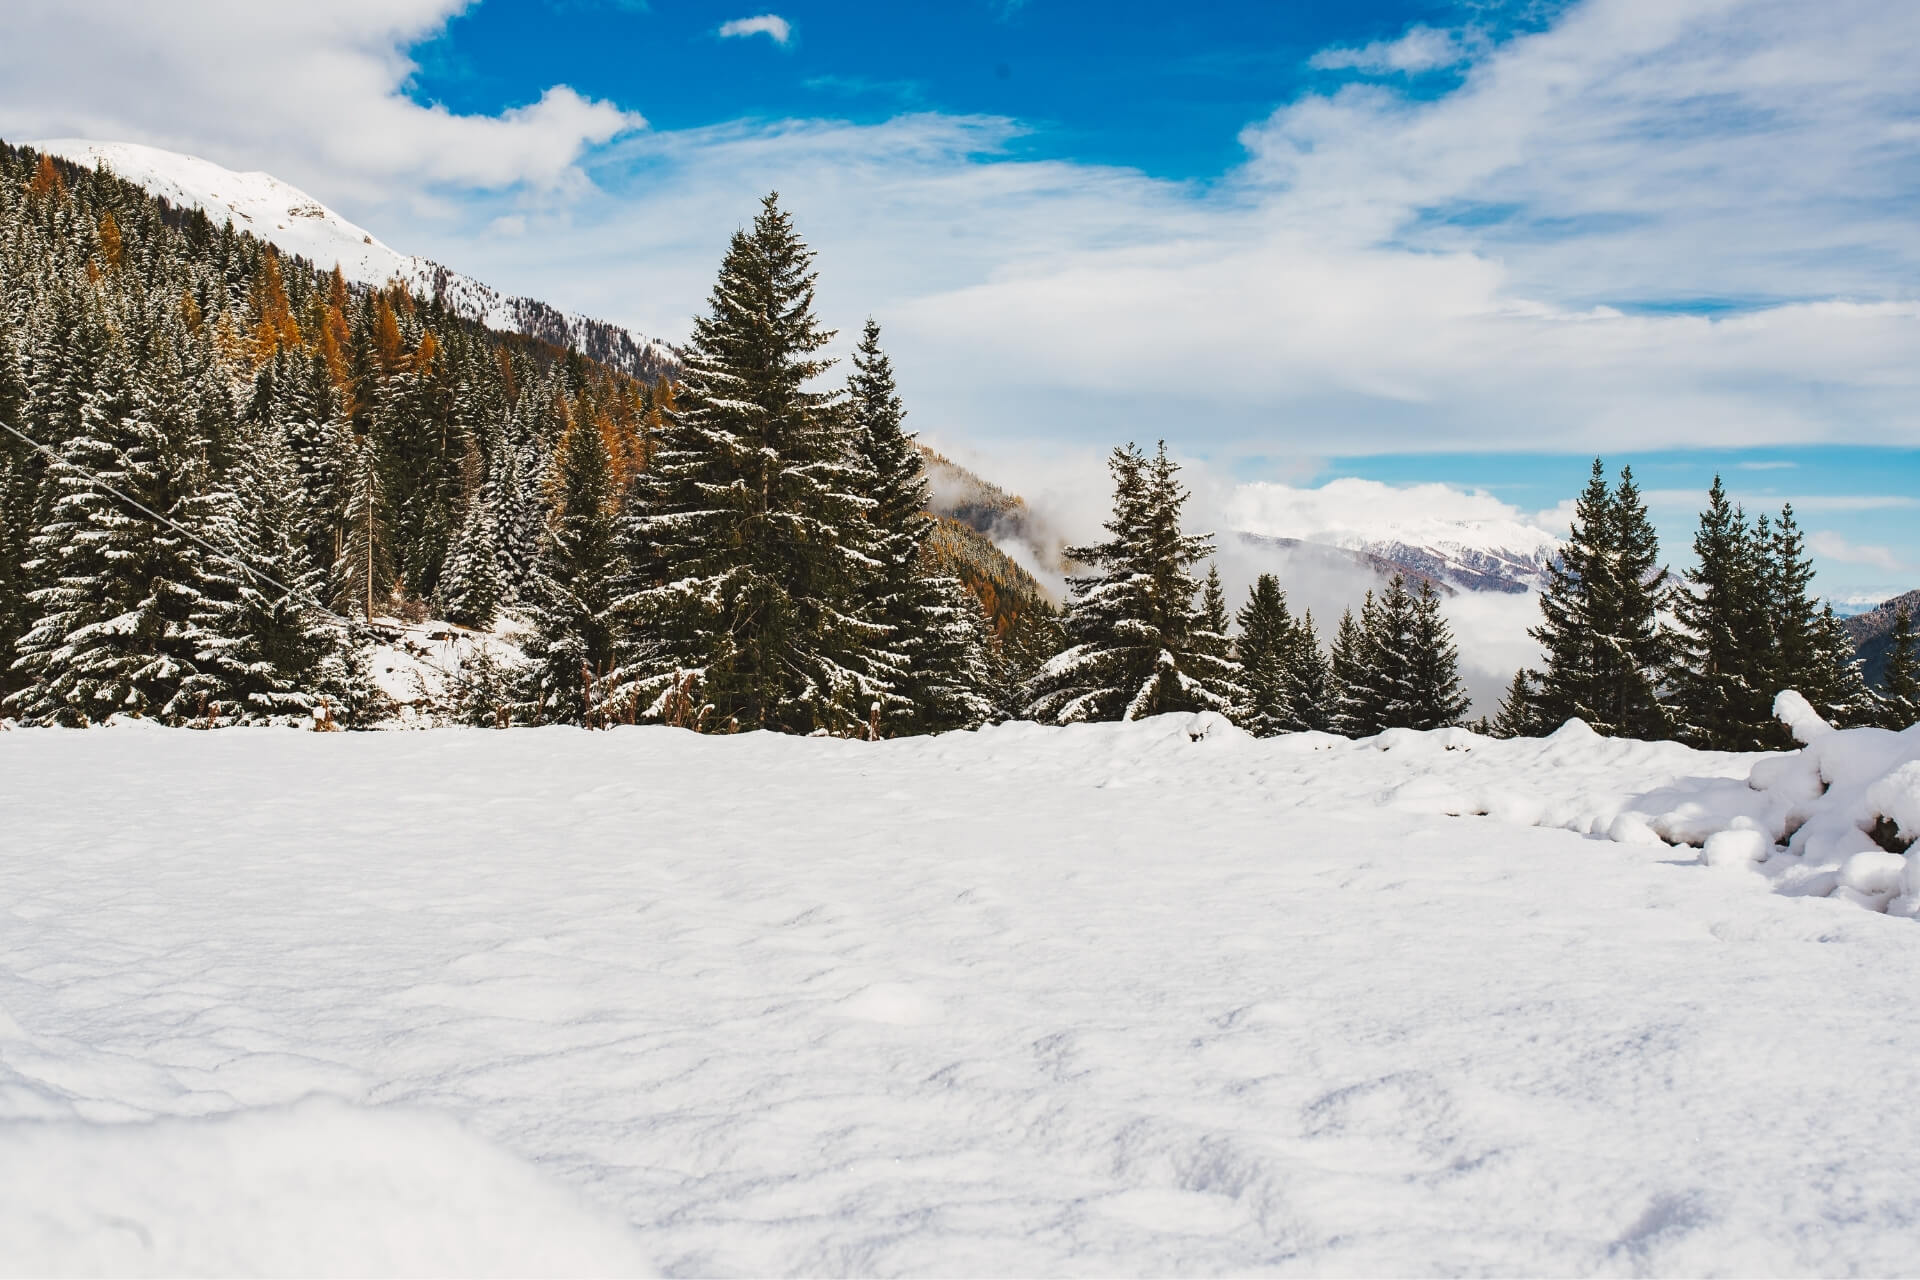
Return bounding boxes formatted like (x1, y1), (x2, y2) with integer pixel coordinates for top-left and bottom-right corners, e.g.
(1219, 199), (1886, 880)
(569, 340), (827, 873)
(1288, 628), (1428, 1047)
(34, 139), (679, 384)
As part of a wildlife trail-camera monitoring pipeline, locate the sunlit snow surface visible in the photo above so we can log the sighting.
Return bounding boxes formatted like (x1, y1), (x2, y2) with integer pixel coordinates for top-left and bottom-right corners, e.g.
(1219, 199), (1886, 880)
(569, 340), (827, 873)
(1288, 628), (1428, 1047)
(4, 715), (1920, 1276)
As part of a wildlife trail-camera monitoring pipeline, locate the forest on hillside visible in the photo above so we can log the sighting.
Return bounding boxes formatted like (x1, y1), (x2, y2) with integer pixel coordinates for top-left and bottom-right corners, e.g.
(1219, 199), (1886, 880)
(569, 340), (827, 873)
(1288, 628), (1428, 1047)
(0, 139), (1912, 746)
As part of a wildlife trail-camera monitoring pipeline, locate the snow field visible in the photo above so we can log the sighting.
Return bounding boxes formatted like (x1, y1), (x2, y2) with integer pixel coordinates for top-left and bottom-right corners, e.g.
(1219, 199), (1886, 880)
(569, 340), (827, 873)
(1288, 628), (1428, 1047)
(3, 714), (1920, 1274)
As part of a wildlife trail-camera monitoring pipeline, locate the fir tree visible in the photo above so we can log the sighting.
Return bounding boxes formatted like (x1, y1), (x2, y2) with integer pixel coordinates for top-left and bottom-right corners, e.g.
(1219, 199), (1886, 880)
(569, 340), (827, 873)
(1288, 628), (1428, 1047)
(1666, 476), (1774, 749)
(7, 325), (217, 724)
(1328, 604), (1375, 737)
(617, 194), (880, 733)
(1025, 442), (1238, 723)
(845, 319), (989, 734)
(1233, 572), (1294, 737)
(434, 429), (503, 629)
(1492, 669), (1539, 738)
(332, 431), (393, 622)
(520, 416), (626, 726)
(1283, 610), (1333, 733)
(184, 423), (334, 722)
(1876, 607), (1918, 731)
(1528, 460), (1666, 738)
(1404, 579), (1469, 729)
(987, 604), (1061, 724)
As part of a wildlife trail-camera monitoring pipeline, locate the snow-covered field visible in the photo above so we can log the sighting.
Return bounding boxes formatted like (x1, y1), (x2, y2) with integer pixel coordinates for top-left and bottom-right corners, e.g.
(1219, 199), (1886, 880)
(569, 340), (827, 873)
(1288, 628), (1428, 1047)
(3, 713), (1919, 1276)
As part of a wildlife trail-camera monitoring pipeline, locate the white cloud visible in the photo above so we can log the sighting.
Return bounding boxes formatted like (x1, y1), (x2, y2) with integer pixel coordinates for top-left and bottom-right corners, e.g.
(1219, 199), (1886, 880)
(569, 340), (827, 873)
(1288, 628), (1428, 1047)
(0, 1), (643, 207)
(3, 0), (1918, 470)
(1226, 478), (1561, 553)
(1309, 25), (1477, 74)
(718, 14), (792, 44)
(1809, 531), (1909, 572)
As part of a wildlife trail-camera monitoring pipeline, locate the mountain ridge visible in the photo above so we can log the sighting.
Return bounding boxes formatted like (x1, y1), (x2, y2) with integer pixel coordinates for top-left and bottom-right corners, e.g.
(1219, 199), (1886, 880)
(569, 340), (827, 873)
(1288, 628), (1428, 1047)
(34, 139), (680, 385)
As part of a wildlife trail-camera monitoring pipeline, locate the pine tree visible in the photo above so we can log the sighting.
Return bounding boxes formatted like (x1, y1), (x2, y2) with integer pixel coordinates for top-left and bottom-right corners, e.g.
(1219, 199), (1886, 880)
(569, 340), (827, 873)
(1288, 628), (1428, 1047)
(1666, 476), (1774, 749)
(1492, 669), (1539, 738)
(1404, 579), (1470, 730)
(1803, 604), (1876, 729)
(520, 416), (626, 726)
(987, 604), (1061, 723)
(332, 431), (393, 622)
(617, 194), (880, 733)
(7, 326), (216, 724)
(1876, 607), (1919, 731)
(1283, 610), (1333, 732)
(1528, 460), (1666, 737)
(1025, 442), (1237, 723)
(1233, 572), (1294, 736)
(434, 429), (503, 629)
(845, 319), (988, 734)
(1328, 604), (1376, 737)
(184, 424), (333, 722)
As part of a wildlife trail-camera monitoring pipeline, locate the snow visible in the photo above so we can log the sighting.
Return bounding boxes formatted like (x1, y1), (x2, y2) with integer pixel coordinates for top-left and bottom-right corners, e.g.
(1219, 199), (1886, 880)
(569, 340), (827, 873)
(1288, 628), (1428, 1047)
(1226, 477), (1563, 590)
(32, 139), (676, 373)
(5, 712), (1920, 1273)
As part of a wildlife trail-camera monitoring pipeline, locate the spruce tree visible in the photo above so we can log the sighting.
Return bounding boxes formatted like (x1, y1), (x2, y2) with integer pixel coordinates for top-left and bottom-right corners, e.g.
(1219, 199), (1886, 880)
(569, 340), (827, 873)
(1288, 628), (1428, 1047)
(184, 423), (333, 722)
(7, 326), (216, 724)
(1025, 442), (1237, 723)
(1528, 460), (1666, 737)
(1405, 578), (1470, 729)
(845, 319), (989, 734)
(1492, 669), (1538, 738)
(1328, 604), (1375, 738)
(1876, 608), (1919, 731)
(332, 430), (394, 622)
(1233, 572), (1294, 736)
(1283, 610), (1333, 732)
(617, 194), (880, 733)
(434, 429), (503, 630)
(1666, 477), (1774, 749)
(520, 416), (626, 726)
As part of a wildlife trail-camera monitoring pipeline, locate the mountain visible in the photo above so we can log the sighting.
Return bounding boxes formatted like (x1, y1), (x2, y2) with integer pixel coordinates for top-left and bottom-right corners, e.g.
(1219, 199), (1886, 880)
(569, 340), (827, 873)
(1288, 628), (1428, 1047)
(1844, 587), (1920, 687)
(1227, 483), (1562, 595)
(34, 139), (679, 384)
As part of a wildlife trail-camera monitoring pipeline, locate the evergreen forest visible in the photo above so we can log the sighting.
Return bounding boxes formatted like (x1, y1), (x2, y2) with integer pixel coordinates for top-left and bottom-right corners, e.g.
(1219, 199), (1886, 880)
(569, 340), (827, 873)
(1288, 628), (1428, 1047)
(0, 141), (1910, 746)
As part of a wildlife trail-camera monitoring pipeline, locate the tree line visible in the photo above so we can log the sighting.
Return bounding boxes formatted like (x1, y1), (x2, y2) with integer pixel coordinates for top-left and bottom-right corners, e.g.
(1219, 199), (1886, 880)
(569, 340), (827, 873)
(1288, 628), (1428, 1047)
(1494, 461), (1917, 747)
(0, 144), (1908, 743)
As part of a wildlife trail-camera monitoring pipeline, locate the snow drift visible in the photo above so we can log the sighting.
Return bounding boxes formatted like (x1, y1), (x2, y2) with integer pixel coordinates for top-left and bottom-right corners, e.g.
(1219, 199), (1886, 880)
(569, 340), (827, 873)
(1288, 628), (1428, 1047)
(5, 708), (1920, 1273)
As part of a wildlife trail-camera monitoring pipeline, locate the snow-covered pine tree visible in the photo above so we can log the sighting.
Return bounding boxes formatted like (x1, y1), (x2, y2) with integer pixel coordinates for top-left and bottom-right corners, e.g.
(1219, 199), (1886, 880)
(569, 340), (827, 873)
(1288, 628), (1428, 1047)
(183, 423), (334, 723)
(1283, 609), (1333, 733)
(987, 603), (1061, 723)
(1492, 669), (1538, 738)
(1665, 476), (1774, 749)
(519, 411), (627, 726)
(1328, 604), (1376, 737)
(332, 430), (394, 622)
(1025, 442), (1237, 723)
(846, 319), (989, 734)
(1405, 578), (1470, 730)
(617, 194), (881, 733)
(0, 321), (33, 694)
(1528, 460), (1666, 738)
(1876, 607), (1918, 731)
(1233, 572), (1295, 736)
(1361, 575), (1420, 730)
(7, 322), (217, 724)
(434, 427), (503, 629)
(1802, 604), (1876, 728)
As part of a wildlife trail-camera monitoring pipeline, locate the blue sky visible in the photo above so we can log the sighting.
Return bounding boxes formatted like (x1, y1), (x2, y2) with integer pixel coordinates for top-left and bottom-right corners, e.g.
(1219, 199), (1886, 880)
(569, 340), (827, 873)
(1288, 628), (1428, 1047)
(410, 1), (1521, 181)
(1, 0), (1916, 599)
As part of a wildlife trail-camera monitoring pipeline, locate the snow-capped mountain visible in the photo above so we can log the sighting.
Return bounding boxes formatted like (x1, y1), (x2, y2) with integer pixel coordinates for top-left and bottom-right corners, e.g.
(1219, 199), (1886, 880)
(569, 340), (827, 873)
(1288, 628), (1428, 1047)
(1227, 478), (1563, 594)
(34, 139), (678, 383)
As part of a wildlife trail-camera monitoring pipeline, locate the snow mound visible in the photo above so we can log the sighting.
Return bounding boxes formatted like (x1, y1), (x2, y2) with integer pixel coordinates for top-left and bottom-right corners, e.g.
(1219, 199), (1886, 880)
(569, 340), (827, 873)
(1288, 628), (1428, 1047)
(1591, 693), (1920, 914)
(0, 1098), (654, 1278)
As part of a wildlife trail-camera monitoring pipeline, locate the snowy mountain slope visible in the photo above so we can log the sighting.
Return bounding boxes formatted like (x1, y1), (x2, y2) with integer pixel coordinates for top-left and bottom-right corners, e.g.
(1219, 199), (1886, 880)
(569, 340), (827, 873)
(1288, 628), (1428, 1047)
(34, 139), (678, 383)
(1228, 478), (1563, 593)
(3, 713), (1919, 1272)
